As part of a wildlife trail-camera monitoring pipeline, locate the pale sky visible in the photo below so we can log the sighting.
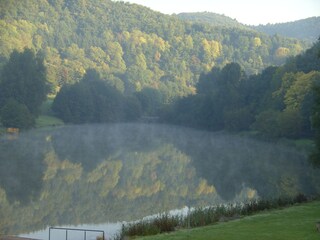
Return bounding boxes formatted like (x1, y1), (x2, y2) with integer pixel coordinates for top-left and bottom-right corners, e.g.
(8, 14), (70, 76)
(123, 0), (320, 25)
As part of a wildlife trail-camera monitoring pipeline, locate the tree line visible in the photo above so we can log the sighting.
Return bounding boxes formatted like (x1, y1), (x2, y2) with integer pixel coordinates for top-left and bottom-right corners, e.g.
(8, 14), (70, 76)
(164, 39), (320, 138)
(5, 43), (314, 161)
(0, 40), (319, 134)
(0, 49), (163, 127)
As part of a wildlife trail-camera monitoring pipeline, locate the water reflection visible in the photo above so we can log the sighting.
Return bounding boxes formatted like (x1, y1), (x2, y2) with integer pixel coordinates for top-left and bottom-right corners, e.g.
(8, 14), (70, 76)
(0, 123), (319, 236)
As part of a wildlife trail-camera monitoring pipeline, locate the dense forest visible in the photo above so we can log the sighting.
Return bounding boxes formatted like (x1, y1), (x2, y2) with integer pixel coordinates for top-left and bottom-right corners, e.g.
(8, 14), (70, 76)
(164, 40), (320, 139)
(0, 0), (311, 99)
(178, 13), (320, 43)
(253, 17), (320, 43)
(0, 0), (320, 151)
(42, 39), (320, 143)
(176, 12), (248, 29)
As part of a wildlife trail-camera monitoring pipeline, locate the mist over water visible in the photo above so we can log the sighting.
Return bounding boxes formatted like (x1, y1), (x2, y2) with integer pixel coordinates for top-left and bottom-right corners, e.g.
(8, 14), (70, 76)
(0, 123), (319, 236)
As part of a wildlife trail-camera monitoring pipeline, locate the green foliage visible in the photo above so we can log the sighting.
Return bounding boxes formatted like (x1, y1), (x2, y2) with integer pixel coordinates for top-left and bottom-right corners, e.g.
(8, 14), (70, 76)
(52, 69), (128, 123)
(166, 63), (248, 131)
(0, 48), (48, 129)
(123, 95), (142, 121)
(309, 40), (320, 167)
(0, 99), (35, 129)
(253, 17), (320, 43)
(165, 40), (320, 139)
(0, 48), (49, 118)
(0, 0), (310, 99)
(176, 12), (249, 29)
(310, 86), (320, 167)
(135, 87), (164, 116)
(251, 109), (304, 139)
(0, 1), (314, 132)
(223, 107), (254, 132)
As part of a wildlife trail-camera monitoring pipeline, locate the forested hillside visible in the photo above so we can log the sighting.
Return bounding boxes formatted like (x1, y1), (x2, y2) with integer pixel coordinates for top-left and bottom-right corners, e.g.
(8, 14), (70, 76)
(176, 12), (248, 29)
(164, 39), (320, 140)
(0, 0), (309, 100)
(177, 13), (320, 43)
(253, 17), (320, 43)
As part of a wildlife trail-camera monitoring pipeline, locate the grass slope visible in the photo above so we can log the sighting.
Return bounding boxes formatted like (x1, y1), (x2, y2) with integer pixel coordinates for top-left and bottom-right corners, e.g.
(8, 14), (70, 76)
(35, 115), (64, 128)
(137, 201), (320, 240)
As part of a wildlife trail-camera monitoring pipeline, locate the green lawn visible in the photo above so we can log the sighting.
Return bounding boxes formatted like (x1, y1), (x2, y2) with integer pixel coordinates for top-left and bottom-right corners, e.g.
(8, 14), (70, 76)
(136, 201), (320, 240)
(35, 115), (64, 128)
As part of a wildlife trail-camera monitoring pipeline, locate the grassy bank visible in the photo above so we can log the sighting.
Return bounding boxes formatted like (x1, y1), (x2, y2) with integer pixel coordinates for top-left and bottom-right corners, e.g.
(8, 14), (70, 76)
(35, 115), (64, 128)
(133, 201), (320, 240)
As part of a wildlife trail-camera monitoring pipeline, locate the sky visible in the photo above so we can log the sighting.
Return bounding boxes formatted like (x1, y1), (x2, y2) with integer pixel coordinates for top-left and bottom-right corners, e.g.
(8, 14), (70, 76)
(123, 0), (320, 25)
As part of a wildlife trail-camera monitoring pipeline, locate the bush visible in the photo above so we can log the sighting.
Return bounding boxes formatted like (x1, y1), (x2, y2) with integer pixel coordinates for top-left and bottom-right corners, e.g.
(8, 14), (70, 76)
(0, 99), (35, 129)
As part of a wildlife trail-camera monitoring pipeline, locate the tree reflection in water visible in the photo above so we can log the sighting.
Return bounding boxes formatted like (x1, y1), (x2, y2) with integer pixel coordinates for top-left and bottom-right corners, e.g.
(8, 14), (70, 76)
(0, 123), (319, 235)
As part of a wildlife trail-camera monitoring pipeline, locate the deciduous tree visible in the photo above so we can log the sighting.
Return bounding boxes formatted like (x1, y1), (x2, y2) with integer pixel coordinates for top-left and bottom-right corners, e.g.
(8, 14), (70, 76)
(0, 48), (49, 116)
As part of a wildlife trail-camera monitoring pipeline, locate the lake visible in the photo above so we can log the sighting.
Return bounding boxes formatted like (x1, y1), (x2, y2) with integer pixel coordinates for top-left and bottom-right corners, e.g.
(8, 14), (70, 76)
(0, 123), (319, 239)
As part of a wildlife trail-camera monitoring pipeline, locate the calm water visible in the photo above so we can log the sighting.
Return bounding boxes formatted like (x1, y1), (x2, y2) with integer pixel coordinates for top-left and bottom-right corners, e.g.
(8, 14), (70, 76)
(0, 123), (319, 238)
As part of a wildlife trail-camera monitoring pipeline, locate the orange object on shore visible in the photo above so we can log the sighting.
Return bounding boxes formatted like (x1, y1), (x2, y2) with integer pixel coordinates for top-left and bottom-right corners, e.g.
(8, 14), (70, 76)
(6, 128), (19, 134)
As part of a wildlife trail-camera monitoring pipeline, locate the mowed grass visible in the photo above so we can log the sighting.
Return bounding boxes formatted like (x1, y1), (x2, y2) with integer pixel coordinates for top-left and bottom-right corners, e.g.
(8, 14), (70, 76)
(136, 201), (320, 240)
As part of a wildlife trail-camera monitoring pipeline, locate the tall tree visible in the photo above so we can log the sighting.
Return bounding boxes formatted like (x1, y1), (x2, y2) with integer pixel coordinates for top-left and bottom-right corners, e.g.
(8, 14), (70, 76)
(310, 85), (320, 167)
(310, 42), (320, 167)
(0, 48), (49, 116)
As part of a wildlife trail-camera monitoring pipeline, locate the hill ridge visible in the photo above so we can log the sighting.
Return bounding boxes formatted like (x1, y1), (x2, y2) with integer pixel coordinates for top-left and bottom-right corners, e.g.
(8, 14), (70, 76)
(176, 12), (320, 42)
